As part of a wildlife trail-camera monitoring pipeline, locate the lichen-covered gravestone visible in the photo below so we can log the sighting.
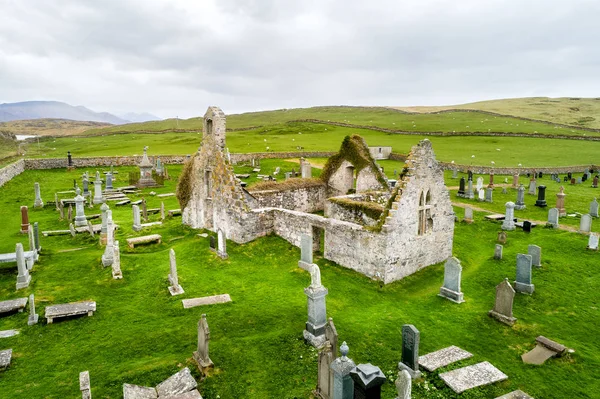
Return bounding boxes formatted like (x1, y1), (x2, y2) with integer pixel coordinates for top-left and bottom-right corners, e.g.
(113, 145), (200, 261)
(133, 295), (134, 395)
(16, 243), (31, 290)
(488, 278), (517, 325)
(515, 254), (535, 294)
(168, 249), (184, 295)
(395, 369), (412, 399)
(494, 244), (503, 260)
(515, 185), (526, 210)
(439, 257), (464, 303)
(316, 341), (334, 399)
(193, 314), (214, 370)
(28, 294), (38, 325)
(398, 324), (421, 379)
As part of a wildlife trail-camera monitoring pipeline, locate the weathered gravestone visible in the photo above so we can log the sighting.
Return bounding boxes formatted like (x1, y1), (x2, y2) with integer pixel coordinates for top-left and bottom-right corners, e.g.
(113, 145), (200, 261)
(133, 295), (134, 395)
(466, 179), (474, 199)
(27, 294), (38, 325)
(590, 198), (599, 218)
(476, 177), (484, 191)
(34, 182), (44, 208)
(304, 264), (328, 348)
(325, 317), (339, 359)
(193, 314), (214, 370)
(528, 245), (541, 268)
(168, 249), (184, 295)
(155, 367), (198, 398)
(515, 185), (526, 210)
(497, 231), (507, 244)
(101, 211), (114, 267)
(395, 370), (411, 399)
(398, 324), (421, 379)
(485, 187), (493, 203)
(20, 205), (30, 234)
(93, 172), (103, 204)
(588, 232), (599, 250)
(579, 214), (592, 234)
(0, 349), (12, 371)
(316, 341), (334, 399)
(80, 370), (91, 399)
(501, 202), (516, 231)
(463, 207), (473, 224)
(512, 173), (519, 188)
(418, 345), (473, 372)
(488, 278), (517, 325)
(494, 244), (503, 260)
(439, 361), (508, 394)
(16, 243), (31, 290)
(439, 257), (464, 303)
(132, 204), (142, 232)
(100, 203), (109, 245)
(350, 363), (386, 399)
(478, 189), (485, 201)
(112, 240), (123, 279)
(593, 176), (599, 188)
(330, 342), (355, 399)
(106, 172), (113, 190)
(547, 208), (559, 228)
(528, 179), (536, 195)
(299, 233), (313, 270)
(74, 188), (87, 227)
(217, 228), (228, 259)
(515, 254), (535, 294)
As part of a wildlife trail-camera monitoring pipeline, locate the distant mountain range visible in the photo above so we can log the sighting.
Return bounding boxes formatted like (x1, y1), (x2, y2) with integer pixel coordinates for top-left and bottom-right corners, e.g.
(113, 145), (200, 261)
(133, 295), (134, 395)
(0, 101), (161, 124)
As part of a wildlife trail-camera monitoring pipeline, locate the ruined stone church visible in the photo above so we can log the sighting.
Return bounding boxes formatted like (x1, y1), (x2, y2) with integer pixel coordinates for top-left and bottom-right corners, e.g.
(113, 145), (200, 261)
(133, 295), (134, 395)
(177, 106), (454, 284)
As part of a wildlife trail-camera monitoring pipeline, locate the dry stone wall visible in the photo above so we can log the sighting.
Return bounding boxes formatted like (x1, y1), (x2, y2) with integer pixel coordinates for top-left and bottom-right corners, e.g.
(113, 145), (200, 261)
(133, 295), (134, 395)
(0, 159), (25, 187)
(249, 185), (326, 213)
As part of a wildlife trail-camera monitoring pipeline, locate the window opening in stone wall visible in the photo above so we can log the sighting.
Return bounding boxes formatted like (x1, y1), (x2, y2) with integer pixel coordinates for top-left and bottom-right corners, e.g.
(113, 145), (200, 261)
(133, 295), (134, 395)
(418, 189), (433, 235)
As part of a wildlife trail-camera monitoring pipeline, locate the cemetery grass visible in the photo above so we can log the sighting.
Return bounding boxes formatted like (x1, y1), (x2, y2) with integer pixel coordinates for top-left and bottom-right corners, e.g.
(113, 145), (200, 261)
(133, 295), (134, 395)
(0, 168), (599, 398)
(81, 106), (594, 137)
(19, 122), (600, 167)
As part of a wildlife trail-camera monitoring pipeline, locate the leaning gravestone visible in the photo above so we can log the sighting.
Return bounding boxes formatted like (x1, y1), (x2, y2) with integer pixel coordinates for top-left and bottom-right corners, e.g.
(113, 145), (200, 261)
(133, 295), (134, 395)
(588, 233), (599, 250)
(168, 249), (184, 295)
(515, 254), (535, 294)
(494, 244), (503, 260)
(395, 369), (412, 399)
(579, 214), (592, 234)
(590, 198), (599, 218)
(398, 324), (421, 379)
(488, 278), (517, 325)
(193, 314), (214, 370)
(439, 257), (464, 303)
(528, 245), (541, 268)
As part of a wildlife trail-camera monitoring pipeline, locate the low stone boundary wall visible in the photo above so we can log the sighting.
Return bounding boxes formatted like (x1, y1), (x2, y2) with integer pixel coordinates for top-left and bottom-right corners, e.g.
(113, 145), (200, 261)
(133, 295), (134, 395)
(0, 159), (25, 188)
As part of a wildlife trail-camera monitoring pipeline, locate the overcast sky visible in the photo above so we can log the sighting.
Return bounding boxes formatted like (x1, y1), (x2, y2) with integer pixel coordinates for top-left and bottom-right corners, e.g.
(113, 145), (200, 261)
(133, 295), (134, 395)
(1, 0), (599, 119)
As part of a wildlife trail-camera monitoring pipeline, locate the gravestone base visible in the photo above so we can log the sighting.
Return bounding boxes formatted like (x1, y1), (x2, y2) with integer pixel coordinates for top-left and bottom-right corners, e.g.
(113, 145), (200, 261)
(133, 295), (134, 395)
(193, 351), (214, 371)
(514, 204), (526, 211)
(397, 362), (422, 379)
(168, 285), (184, 296)
(132, 224), (142, 232)
(74, 217), (87, 227)
(534, 200), (547, 208)
(463, 217), (473, 224)
(514, 281), (535, 295)
(101, 253), (114, 268)
(303, 329), (327, 349)
(27, 314), (39, 326)
(16, 275), (31, 290)
(488, 310), (517, 326)
(217, 250), (228, 260)
(439, 287), (465, 304)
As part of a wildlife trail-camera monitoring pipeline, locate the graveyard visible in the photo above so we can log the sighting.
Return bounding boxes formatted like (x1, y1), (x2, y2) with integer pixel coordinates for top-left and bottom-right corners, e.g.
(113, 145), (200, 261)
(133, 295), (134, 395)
(0, 109), (600, 399)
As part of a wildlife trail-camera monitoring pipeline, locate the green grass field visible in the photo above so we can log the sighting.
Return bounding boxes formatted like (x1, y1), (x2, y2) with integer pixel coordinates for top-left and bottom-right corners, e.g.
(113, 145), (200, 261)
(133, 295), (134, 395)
(18, 122), (600, 168)
(397, 97), (600, 129)
(81, 106), (594, 138)
(0, 167), (599, 398)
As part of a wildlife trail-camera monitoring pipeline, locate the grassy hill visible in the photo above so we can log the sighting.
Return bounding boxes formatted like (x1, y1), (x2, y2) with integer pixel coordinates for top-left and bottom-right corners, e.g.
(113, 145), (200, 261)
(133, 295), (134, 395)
(0, 119), (112, 136)
(394, 97), (600, 129)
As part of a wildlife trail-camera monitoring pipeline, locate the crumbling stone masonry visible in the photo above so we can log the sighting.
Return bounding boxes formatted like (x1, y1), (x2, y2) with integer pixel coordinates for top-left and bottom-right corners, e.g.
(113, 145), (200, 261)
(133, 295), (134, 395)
(179, 106), (454, 283)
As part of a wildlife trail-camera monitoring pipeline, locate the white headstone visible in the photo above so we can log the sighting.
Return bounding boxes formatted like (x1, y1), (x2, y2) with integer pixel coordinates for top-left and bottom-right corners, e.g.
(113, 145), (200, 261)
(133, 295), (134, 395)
(579, 214), (592, 234)
(588, 233), (599, 250)
(476, 177), (484, 191)
(501, 202), (516, 231)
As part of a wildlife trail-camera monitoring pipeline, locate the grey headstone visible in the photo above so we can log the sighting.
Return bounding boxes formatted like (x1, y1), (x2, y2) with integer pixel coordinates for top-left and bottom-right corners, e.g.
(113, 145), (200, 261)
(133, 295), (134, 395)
(132, 204), (142, 231)
(579, 214), (592, 233)
(304, 265), (328, 348)
(590, 198), (599, 218)
(155, 367), (197, 398)
(439, 257), (464, 303)
(495, 390), (533, 399)
(547, 208), (559, 228)
(464, 207), (473, 222)
(217, 229), (228, 259)
(300, 233), (313, 264)
(123, 383), (157, 399)
(588, 233), (599, 250)
(515, 254), (534, 294)
(478, 189), (485, 201)
(494, 244), (503, 260)
(74, 188), (87, 227)
(317, 342), (334, 399)
(80, 370), (91, 399)
(528, 245), (541, 267)
(485, 187), (493, 202)
(395, 370), (412, 399)
(16, 243), (31, 290)
(325, 317), (339, 359)
(515, 184), (526, 210)
(476, 177), (484, 191)
(528, 180), (537, 195)
(501, 202), (516, 231)
(34, 182), (44, 208)
(398, 324), (421, 378)
(193, 314), (214, 369)
(488, 278), (517, 325)
(501, 187), (508, 194)
(27, 294), (38, 325)
(168, 248), (184, 295)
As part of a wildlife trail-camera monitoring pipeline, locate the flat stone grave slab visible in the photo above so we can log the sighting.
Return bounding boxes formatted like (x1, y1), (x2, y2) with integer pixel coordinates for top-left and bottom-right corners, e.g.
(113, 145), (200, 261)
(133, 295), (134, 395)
(116, 200), (132, 206)
(418, 345), (473, 372)
(118, 186), (137, 191)
(164, 390), (202, 399)
(146, 208), (160, 214)
(43, 224), (105, 237)
(0, 329), (19, 339)
(127, 234), (162, 249)
(45, 301), (96, 324)
(0, 298), (28, 315)
(0, 251), (36, 264)
(0, 348), (12, 370)
(168, 209), (182, 216)
(156, 367), (198, 397)
(522, 336), (568, 365)
(485, 214), (506, 221)
(439, 361), (508, 393)
(131, 200), (143, 205)
(182, 294), (232, 309)
(496, 390), (533, 399)
(123, 190), (140, 194)
(123, 383), (157, 399)
(157, 193), (175, 198)
(107, 197), (129, 202)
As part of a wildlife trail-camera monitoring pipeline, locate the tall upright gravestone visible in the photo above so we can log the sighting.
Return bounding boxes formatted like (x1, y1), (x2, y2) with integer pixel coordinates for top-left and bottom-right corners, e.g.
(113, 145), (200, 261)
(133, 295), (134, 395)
(20, 206), (30, 234)
(439, 257), (464, 303)
(515, 254), (535, 294)
(93, 171), (103, 205)
(398, 324), (421, 379)
(304, 264), (328, 348)
(330, 342), (355, 399)
(515, 185), (526, 210)
(34, 182), (44, 208)
(168, 249), (184, 296)
(528, 245), (541, 268)
(193, 314), (214, 371)
(501, 202), (516, 231)
(16, 243), (31, 290)
(488, 278), (517, 326)
(590, 198), (599, 218)
(579, 214), (592, 234)
(299, 233), (313, 270)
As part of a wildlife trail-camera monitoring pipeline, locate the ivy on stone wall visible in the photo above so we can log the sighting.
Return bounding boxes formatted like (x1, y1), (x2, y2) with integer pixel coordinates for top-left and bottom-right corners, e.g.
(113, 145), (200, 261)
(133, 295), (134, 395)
(248, 177), (325, 192)
(329, 197), (384, 220)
